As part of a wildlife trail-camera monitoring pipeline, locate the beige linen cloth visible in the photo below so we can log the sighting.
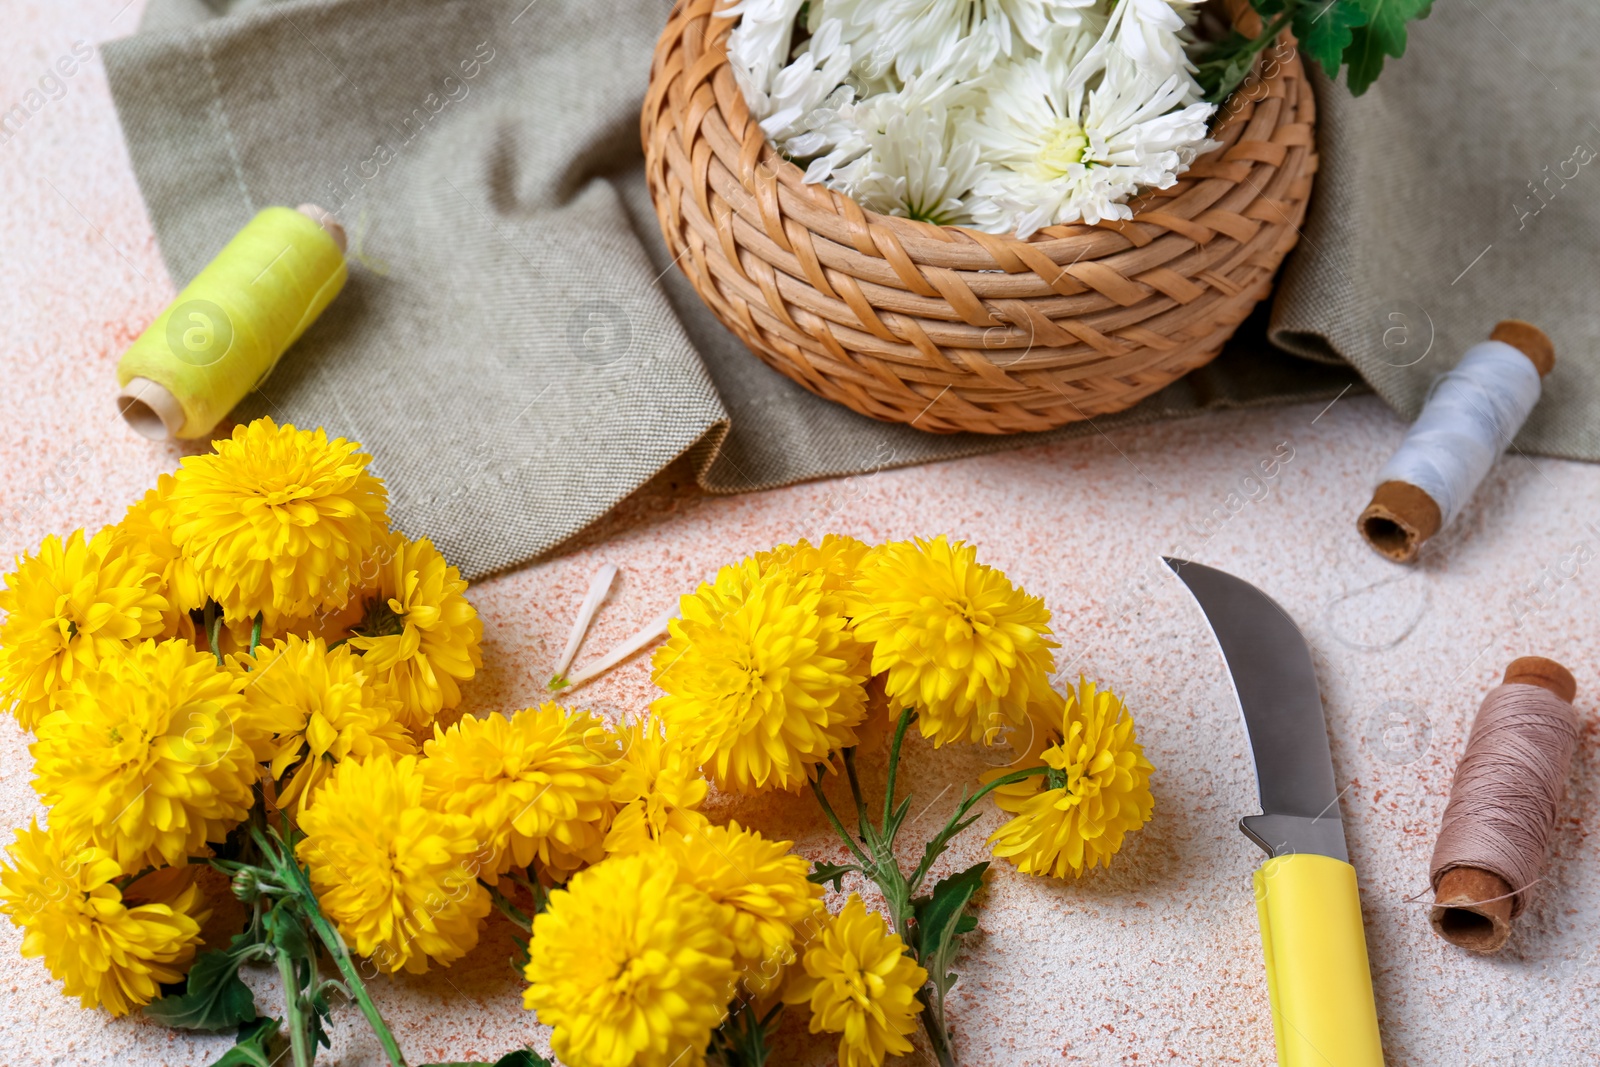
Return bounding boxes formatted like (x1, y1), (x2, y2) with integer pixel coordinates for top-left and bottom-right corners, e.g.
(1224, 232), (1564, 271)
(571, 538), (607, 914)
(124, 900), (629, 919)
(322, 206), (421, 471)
(106, 0), (1597, 579)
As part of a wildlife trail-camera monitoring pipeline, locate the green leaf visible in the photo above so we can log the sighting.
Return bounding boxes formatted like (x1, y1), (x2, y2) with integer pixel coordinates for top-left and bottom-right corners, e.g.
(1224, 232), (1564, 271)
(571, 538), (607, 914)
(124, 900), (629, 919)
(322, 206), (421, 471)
(880, 795), (913, 850)
(263, 900), (313, 962)
(207, 1018), (283, 1067)
(1343, 0), (1433, 95)
(1293, 0), (1369, 79)
(910, 861), (988, 1001)
(707, 999), (782, 1067)
(1194, 26), (1266, 103)
(808, 861), (858, 892)
(419, 1051), (553, 1067)
(510, 930), (532, 974)
(306, 970), (335, 1051)
(145, 931), (267, 1031)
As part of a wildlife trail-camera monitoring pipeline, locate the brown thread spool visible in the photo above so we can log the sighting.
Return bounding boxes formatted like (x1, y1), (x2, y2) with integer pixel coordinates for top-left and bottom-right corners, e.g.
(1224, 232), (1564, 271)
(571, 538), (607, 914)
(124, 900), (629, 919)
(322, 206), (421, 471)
(1359, 320), (1555, 563)
(1429, 656), (1580, 952)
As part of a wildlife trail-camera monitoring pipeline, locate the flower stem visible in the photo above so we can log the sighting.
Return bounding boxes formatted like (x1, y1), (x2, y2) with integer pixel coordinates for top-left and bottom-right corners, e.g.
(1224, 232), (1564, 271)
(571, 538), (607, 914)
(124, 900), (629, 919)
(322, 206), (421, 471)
(808, 775), (873, 868)
(480, 878), (533, 932)
(841, 748), (870, 837)
(907, 765), (1051, 895)
(275, 948), (314, 1067)
(302, 902), (407, 1067)
(503, 865), (553, 915)
(249, 613), (263, 655)
(204, 601), (224, 667)
(919, 998), (959, 1067)
(262, 828), (407, 1067)
(882, 708), (914, 826)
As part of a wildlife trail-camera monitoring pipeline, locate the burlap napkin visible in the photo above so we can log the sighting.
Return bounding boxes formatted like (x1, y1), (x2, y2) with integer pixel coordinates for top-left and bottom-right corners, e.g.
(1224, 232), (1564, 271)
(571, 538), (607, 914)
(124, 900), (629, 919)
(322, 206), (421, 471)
(105, 0), (1593, 579)
(1269, 0), (1600, 463)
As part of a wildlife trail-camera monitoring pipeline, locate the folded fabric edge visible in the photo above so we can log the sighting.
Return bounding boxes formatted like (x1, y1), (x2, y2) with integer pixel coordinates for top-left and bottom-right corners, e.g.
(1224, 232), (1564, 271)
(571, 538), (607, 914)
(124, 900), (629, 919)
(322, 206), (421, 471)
(690, 376), (1365, 497)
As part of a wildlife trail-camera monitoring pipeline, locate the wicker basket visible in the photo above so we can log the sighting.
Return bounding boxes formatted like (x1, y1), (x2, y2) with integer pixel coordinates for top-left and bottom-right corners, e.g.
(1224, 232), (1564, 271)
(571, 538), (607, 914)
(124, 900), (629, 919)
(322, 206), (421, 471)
(642, 1), (1317, 435)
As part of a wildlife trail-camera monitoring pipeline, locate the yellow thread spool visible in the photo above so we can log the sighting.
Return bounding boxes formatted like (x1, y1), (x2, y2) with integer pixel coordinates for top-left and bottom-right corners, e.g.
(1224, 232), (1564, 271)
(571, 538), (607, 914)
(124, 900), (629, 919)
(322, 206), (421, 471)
(116, 204), (348, 440)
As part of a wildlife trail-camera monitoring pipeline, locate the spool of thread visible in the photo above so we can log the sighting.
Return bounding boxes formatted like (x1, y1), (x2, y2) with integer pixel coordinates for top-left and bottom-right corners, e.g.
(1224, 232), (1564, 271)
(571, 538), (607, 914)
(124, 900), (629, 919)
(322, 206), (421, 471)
(1428, 656), (1581, 953)
(116, 204), (348, 441)
(1358, 320), (1554, 563)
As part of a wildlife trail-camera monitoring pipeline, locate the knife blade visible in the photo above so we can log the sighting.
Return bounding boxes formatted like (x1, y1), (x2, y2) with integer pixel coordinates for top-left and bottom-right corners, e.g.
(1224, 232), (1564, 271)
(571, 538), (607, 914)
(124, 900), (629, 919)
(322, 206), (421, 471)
(1163, 556), (1347, 862)
(1164, 556), (1385, 1067)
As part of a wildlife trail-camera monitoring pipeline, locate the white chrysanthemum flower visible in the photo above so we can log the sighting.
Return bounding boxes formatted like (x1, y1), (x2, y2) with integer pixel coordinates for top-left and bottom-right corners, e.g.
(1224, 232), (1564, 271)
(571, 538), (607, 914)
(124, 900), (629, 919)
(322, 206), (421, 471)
(724, 0), (809, 97)
(798, 108), (872, 185)
(758, 19), (856, 142)
(1119, 0), (1205, 81)
(785, 84), (866, 164)
(799, 28), (992, 187)
(823, 0), (1102, 81)
(729, 0), (1217, 237)
(836, 102), (987, 225)
(965, 27), (1214, 236)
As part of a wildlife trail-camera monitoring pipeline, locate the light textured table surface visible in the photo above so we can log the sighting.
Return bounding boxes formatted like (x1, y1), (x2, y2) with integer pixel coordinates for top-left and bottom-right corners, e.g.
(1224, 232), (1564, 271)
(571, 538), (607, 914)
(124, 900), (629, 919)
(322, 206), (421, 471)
(3, 3), (1598, 1064)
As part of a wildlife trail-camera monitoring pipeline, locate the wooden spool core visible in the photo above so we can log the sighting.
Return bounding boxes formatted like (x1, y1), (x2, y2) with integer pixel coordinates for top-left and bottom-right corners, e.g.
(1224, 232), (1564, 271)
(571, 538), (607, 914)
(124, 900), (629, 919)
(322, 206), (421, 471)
(1359, 320), (1555, 563)
(1430, 656), (1577, 953)
(1358, 480), (1441, 563)
(1490, 320), (1555, 377)
(116, 376), (186, 440)
(296, 203), (348, 253)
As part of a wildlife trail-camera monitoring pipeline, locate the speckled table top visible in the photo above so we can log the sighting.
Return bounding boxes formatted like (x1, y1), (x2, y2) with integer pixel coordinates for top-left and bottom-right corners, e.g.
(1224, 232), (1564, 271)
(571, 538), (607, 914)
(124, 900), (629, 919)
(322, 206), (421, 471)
(3, 3), (1598, 1065)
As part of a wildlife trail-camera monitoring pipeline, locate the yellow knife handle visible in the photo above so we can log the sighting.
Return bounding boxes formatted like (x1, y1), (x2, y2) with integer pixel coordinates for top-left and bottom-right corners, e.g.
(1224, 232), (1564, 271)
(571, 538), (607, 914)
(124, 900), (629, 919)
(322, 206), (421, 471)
(1253, 853), (1385, 1066)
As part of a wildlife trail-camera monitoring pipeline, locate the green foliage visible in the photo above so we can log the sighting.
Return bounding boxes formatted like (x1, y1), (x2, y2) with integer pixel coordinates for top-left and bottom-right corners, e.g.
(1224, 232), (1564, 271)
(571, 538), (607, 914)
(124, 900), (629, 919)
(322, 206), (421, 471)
(510, 929), (532, 974)
(144, 930), (267, 1031)
(1195, 0), (1430, 102)
(1195, 31), (1265, 103)
(1295, 0), (1369, 78)
(706, 999), (783, 1067)
(806, 713), (1056, 1067)
(807, 860), (858, 892)
(420, 1052), (554, 1067)
(909, 862), (988, 1028)
(151, 826), (416, 1066)
(1343, 0), (1435, 96)
(208, 1018), (286, 1067)
(262, 899), (313, 962)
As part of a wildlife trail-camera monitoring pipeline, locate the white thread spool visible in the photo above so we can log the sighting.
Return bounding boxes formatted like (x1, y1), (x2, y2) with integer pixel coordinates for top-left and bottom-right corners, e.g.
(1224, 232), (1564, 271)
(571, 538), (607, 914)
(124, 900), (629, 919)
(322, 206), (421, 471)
(1359, 320), (1554, 563)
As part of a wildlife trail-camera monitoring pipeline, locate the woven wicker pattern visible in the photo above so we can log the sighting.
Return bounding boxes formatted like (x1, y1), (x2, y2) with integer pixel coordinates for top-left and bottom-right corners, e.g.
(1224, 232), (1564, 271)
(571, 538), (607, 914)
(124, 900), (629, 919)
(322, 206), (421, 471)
(642, 0), (1318, 434)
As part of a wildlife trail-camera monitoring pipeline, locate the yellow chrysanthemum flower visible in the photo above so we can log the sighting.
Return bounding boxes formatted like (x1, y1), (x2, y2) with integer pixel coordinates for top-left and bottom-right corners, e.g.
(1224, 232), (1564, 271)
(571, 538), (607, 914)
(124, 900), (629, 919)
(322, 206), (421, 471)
(754, 533), (874, 679)
(783, 894), (929, 1067)
(421, 704), (618, 878)
(524, 852), (737, 1067)
(659, 821), (822, 995)
(348, 533), (482, 731)
(233, 634), (415, 813)
(0, 528), (168, 731)
(0, 821), (206, 1016)
(296, 755), (490, 974)
(849, 535), (1058, 747)
(32, 639), (256, 870)
(116, 473), (205, 620)
(987, 679), (1155, 878)
(754, 534), (870, 598)
(603, 716), (710, 855)
(652, 557), (868, 794)
(166, 418), (389, 626)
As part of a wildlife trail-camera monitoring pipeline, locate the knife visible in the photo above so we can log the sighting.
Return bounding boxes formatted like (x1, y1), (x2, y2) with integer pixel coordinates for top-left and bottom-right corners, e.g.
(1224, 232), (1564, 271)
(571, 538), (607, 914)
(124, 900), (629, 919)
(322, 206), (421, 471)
(1164, 557), (1385, 1067)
